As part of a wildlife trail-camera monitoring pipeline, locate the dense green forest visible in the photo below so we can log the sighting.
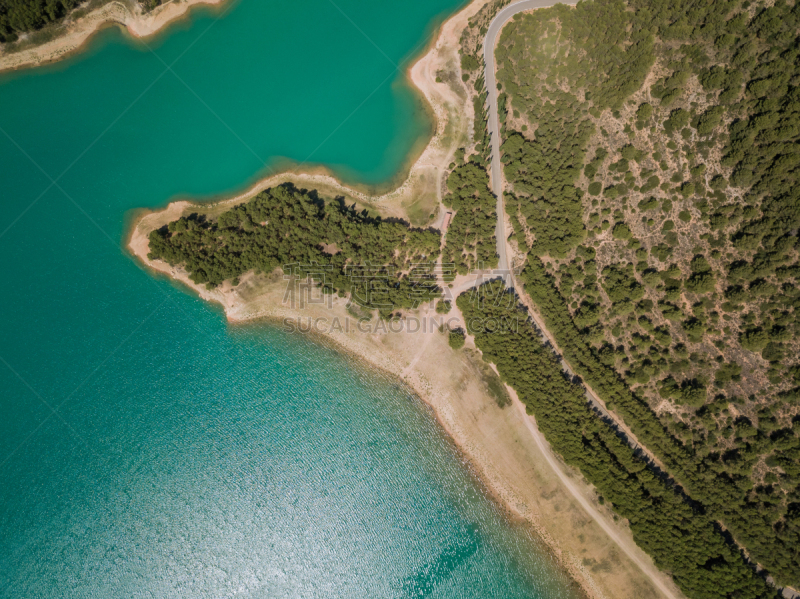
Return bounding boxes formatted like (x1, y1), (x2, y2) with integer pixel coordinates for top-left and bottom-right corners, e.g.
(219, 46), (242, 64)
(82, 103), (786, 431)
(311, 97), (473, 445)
(442, 14), (504, 280)
(441, 161), (499, 276)
(458, 281), (778, 599)
(148, 184), (442, 317)
(491, 0), (800, 589)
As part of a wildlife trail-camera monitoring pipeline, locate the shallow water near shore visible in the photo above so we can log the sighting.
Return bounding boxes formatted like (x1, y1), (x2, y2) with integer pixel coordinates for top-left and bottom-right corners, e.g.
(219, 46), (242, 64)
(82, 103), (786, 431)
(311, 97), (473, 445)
(1, 0), (581, 596)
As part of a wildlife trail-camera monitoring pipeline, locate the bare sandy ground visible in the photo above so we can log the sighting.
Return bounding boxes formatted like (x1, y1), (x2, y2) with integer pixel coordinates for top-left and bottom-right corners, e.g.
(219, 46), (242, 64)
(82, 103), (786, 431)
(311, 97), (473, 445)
(124, 4), (686, 598)
(0, 0), (225, 73)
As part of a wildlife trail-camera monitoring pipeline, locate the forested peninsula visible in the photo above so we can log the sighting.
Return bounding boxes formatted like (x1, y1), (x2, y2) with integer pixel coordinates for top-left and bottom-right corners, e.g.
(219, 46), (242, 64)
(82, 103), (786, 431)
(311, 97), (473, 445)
(137, 0), (800, 597)
(147, 184), (443, 319)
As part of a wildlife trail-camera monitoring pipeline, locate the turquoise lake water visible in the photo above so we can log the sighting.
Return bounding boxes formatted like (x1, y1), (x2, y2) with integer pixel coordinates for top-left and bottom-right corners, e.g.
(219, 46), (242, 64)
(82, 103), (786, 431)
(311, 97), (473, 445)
(0, 0), (581, 596)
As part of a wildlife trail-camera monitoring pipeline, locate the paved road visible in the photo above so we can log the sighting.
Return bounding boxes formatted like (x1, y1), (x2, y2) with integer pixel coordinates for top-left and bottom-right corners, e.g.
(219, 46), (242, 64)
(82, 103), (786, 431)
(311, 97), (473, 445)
(478, 6), (682, 598)
(483, 0), (577, 285)
(481, 0), (662, 457)
(478, 6), (789, 599)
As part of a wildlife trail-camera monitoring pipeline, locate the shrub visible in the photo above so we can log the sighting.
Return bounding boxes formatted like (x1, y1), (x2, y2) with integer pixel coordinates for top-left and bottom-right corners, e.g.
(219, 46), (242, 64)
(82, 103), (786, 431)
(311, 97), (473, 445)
(448, 327), (466, 350)
(612, 222), (632, 239)
(740, 328), (769, 352)
(638, 196), (659, 211)
(664, 108), (690, 134)
(686, 272), (716, 294)
(461, 55), (480, 71)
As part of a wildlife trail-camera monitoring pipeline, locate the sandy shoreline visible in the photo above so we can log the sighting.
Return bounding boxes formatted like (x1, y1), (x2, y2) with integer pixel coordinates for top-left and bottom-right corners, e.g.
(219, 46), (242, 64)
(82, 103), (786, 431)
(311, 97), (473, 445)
(124, 2), (686, 598)
(0, 0), (228, 73)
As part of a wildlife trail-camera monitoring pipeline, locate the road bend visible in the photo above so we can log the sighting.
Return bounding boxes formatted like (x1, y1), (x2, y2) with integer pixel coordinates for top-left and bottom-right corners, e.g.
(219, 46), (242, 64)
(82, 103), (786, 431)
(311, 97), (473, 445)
(483, 0), (577, 285)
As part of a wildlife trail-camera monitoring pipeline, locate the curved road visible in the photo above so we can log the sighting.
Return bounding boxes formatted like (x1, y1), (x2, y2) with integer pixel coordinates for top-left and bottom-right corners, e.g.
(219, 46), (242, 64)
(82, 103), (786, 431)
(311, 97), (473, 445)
(480, 4), (682, 599)
(484, 0), (577, 284)
(482, 0), (664, 469)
